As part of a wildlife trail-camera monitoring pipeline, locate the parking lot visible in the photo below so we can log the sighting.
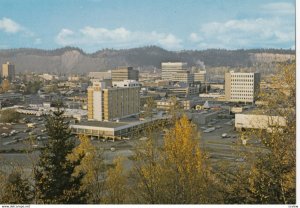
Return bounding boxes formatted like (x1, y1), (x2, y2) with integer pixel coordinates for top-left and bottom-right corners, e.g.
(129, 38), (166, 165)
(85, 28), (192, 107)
(0, 114), (265, 174)
(0, 116), (48, 151)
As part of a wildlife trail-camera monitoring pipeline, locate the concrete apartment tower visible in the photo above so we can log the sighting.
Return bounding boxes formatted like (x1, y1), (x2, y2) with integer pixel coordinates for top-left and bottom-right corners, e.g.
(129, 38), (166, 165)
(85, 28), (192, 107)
(161, 62), (188, 81)
(111, 67), (139, 82)
(225, 71), (260, 103)
(2, 62), (15, 81)
(88, 80), (140, 121)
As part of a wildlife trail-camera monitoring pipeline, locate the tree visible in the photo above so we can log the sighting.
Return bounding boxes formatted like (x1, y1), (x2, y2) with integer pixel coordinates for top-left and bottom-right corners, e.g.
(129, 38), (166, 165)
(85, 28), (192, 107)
(0, 171), (33, 204)
(34, 108), (87, 204)
(131, 115), (222, 204)
(1, 79), (10, 92)
(24, 81), (42, 94)
(143, 97), (156, 119)
(223, 61), (296, 204)
(161, 115), (222, 203)
(247, 62), (296, 204)
(168, 96), (183, 125)
(0, 109), (20, 123)
(67, 135), (106, 203)
(103, 157), (128, 204)
(131, 139), (165, 204)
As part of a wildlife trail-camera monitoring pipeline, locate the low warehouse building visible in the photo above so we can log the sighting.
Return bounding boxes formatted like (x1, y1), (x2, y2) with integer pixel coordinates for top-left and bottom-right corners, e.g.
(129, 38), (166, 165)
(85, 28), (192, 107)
(235, 113), (286, 132)
(70, 115), (169, 139)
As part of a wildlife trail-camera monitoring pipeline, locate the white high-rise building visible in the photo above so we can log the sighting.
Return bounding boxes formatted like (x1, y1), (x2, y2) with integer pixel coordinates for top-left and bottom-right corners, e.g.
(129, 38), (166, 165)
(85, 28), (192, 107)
(161, 62), (187, 81)
(225, 71), (260, 103)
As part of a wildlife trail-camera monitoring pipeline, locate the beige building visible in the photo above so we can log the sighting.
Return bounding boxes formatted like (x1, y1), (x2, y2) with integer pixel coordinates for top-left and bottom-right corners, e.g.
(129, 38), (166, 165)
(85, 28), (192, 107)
(168, 83), (199, 98)
(2, 62), (15, 81)
(161, 62), (188, 81)
(88, 81), (140, 121)
(193, 71), (206, 83)
(88, 71), (111, 80)
(111, 67), (139, 82)
(173, 71), (194, 84)
(225, 71), (260, 103)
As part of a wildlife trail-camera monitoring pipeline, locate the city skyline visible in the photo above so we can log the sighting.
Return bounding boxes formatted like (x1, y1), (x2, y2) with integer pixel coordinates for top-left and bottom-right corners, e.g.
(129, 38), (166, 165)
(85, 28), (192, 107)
(0, 0), (296, 52)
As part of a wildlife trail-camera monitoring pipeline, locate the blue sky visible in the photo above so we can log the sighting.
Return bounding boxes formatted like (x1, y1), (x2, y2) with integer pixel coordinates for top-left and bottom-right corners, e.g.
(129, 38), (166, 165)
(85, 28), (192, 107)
(0, 0), (295, 52)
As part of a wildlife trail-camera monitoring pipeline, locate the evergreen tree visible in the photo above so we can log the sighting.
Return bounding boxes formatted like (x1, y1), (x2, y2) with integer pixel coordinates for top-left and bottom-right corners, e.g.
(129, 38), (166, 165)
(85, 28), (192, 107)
(0, 171), (33, 204)
(34, 108), (87, 204)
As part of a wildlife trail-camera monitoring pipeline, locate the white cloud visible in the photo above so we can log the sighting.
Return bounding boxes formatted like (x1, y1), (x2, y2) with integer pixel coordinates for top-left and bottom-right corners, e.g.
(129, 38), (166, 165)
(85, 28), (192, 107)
(0, 17), (23, 33)
(56, 29), (75, 45)
(0, 17), (35, 38)
(55, 26), (182, 50)
(189, 33), (201, 42)
(190, 18), (294, 49)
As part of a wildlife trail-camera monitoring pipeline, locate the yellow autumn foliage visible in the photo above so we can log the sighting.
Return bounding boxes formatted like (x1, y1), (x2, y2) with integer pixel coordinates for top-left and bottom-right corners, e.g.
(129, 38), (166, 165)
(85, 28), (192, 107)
(103, 157), (127, 204)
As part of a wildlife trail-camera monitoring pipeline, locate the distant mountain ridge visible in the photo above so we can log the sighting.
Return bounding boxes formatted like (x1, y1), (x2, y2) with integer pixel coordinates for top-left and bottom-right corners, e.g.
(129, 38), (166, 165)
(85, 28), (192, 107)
(0, 46), (295, 74)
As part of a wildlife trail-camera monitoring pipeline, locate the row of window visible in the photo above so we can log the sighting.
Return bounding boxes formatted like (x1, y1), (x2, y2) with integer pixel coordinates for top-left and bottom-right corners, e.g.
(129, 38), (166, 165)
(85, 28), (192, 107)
(231, 74), (254, 78)
(231, 94), (253, 98)
(231, 97), (253, 100)
(232, 83), (254, 86)
(231, 79), (253, 82)
(232, 86), (254, 89)
(231, 90), (253, 94)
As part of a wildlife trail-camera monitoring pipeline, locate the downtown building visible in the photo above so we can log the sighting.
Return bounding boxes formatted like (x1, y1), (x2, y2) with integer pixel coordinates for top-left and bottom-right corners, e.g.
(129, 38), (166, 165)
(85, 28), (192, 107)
(173, 71), (194, 85)
(225, 71), (260, 103)
(111, 67), (139, 82)
(87, 80), (140, 121)
(2, 62), (15, 81)
(161, 62), (188, 81)
(193, 71), (207, 83)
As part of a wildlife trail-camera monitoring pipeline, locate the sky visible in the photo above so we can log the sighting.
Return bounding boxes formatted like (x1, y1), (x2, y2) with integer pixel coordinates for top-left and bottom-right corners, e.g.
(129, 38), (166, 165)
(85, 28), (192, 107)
(0, 0), (296, 52)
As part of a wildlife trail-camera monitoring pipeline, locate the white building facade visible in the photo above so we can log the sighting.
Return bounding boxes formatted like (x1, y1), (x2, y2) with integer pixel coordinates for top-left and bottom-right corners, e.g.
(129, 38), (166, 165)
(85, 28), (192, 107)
(225, 71), (260, 103)
(161, 62), (188, 81)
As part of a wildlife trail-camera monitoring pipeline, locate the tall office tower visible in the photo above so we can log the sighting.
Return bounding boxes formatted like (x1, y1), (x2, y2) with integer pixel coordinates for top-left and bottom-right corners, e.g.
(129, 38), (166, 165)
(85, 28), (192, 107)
(161, 62), (188, 81)
(88, 80), (140, 121)
(2, 62), (15, 81)
(194, 71), (207, 83)
(111, 67), (139, 82)
(172, 71), (194, 85)
(225, 71), (260, 103)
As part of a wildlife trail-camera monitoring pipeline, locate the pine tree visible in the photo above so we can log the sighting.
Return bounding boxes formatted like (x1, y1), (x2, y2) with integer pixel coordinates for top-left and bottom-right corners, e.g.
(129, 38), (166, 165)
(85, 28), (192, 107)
(0, 171), (33, 204)
(34, 108), (87, 204)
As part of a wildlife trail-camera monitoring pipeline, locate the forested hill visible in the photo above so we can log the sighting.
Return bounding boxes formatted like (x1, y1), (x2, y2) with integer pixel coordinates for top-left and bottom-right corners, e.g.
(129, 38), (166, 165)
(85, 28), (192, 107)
(0, 46), (295, 73)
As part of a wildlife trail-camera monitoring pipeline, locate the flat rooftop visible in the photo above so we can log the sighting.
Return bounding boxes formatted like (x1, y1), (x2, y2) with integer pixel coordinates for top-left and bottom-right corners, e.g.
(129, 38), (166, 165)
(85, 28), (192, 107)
(76, 120), (129, 128)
